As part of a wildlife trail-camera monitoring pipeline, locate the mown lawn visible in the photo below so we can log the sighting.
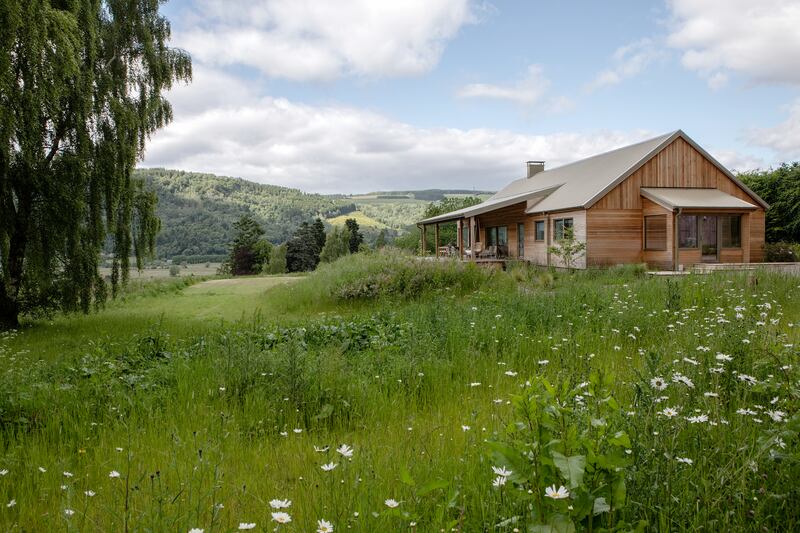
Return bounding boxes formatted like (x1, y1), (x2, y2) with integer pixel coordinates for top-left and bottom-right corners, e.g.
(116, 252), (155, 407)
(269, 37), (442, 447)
(0, 252), (797, 532)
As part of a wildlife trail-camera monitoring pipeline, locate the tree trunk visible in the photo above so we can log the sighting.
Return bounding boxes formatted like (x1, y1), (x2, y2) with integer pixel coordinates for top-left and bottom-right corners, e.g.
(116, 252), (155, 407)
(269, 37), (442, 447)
(0, 283), (20, 330)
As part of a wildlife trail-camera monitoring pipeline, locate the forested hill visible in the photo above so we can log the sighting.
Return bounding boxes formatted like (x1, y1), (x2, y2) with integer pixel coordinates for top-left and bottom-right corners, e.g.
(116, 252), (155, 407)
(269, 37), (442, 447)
(137, 169), (348, 259)
(137, 168), (493, 260)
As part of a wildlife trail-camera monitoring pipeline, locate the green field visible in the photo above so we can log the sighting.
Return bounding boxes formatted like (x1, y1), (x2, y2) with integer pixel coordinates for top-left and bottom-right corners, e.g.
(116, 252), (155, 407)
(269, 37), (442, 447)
(0, 253), (798, 531)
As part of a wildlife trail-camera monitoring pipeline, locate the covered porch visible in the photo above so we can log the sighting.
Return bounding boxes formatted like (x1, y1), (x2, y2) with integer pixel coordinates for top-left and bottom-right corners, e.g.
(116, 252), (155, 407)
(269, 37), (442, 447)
(417, 201), (530, 261)
(640, 188), (761, 271)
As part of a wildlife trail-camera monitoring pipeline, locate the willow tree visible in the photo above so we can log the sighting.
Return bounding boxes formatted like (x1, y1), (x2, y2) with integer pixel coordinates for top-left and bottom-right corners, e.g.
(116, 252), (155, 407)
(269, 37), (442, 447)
(0, 0), (191, 328)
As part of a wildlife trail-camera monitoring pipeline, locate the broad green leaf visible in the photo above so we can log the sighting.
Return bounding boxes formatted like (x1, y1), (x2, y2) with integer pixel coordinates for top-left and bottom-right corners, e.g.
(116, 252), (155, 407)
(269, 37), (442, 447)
(418, 479), (448, 496)
(529, 513), (576, 533)
(551, 451), (586, 489)
(608, 430), (631, 448)
(399, 466), (415, 487)
(612, 477), (627, 509)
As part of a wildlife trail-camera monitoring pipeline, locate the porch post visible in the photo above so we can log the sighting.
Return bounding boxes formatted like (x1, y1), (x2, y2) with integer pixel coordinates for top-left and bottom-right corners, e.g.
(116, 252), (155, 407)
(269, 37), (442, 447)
(673, 210), (680, 271)
(435, 224), (440, 257)
(421, 225), (427, 256)
(458, 219), (463, 259)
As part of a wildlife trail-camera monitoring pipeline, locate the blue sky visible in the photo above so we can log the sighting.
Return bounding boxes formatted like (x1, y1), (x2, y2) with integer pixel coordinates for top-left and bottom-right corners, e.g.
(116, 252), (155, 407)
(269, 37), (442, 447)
(142, 0), (800, 193)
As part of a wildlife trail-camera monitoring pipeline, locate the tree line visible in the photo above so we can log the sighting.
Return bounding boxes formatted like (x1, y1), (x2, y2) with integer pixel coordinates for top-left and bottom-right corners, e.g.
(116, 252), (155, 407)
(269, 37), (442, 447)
(223, 214), (368, 275)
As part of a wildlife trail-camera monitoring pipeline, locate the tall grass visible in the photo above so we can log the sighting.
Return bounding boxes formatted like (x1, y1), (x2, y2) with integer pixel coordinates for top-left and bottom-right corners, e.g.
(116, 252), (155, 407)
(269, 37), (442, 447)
(0, 254), (797, 531)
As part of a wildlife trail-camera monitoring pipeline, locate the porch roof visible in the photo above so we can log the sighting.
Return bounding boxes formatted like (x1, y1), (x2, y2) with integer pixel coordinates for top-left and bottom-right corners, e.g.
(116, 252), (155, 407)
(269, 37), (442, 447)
(417, 185), (560, 225)
(640, 188), (758, 210)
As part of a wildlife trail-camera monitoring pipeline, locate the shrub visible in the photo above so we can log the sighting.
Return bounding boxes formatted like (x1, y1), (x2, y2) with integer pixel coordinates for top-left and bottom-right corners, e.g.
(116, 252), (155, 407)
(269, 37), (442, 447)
(330, 250), (501, 301)
(169, 265), (181, 277)
(764, 241), (800, 262)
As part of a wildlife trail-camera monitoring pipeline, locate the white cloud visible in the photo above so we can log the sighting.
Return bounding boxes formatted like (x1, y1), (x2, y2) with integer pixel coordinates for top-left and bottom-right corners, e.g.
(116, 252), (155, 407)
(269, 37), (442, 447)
(747, 98), (800, 160)
(667, 0), (800, 87)
(585, 39), (661, 92)
(457, 64), (575, 112)
(458, 65), (550, 106)
(143, 72), (653, 193)
(176, 0), (475, 80)
(712, 149), (765, 174)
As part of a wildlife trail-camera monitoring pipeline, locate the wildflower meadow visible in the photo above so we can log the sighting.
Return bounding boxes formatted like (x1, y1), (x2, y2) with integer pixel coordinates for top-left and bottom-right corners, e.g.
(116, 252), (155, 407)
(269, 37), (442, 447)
(0, 252), (797, 531)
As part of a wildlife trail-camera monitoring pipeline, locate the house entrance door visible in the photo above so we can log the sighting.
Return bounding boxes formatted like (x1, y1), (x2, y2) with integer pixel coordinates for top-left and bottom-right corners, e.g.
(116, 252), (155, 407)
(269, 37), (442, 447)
(700, 215), (718, 262)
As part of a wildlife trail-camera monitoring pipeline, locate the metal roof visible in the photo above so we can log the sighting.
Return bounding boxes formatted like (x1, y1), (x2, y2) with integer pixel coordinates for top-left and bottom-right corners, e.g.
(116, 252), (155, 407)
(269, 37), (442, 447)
(417, 130), (768, 225)
(640, 188), (758, 210)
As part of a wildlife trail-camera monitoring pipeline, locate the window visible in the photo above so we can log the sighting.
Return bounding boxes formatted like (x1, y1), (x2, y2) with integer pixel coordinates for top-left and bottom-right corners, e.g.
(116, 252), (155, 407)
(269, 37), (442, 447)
(644, 215), (667, 251)
(486, 226), (508, 247)
(678, 215), (698, 248)
(554, 218), (574, 241)
(462, 225), (471, 249)
(720, 215), (741, 248)
(517, 222), (525, 257)
(534, 220), (545, 241)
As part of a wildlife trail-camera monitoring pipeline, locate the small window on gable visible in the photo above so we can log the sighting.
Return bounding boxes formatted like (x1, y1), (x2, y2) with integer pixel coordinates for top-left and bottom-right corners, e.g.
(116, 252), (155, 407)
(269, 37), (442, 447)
(644, 215), (667, 251)
(535, 220), (545, 241)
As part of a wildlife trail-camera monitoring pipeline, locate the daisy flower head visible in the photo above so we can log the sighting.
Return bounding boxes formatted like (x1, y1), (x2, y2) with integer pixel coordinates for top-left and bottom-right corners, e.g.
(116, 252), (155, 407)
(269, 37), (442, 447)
(492, 475), (507, 488)
(649, 376), (668, 391)
(109, 470), (121, 478)
(491, 466), (512, 478)
(317, 519), (334, 532)
(385, 498), (400, 508)
(271, 512), (291, 524)
(269, 499), (292, 509)
(321, 462), (338, 472)
(660, 407), (679, 418)
(544, 485), (570, 499)
(336, 444), (353, 458)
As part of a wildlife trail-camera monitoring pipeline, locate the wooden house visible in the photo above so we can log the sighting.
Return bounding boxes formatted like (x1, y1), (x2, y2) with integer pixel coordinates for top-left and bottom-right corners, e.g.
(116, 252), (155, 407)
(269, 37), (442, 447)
(418, 130), (768, 270)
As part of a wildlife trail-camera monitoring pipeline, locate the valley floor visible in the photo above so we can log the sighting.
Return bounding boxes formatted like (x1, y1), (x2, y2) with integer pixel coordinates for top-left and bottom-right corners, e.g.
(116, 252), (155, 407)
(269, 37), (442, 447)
(0, 254), (798, 531)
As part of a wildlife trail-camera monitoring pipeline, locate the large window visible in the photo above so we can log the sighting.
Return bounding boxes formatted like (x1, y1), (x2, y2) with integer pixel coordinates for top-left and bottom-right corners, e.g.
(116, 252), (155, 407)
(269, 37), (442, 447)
(534, 220), (545, 241)
(678, 215), (698, 248)
(554, 218), (574, 241)
(486, 226), (508, 247)
(644, 215), (667, 250)
(462, 225), (471, 249)
(517, 223), (525, 257)
(720, 215), (741, 248)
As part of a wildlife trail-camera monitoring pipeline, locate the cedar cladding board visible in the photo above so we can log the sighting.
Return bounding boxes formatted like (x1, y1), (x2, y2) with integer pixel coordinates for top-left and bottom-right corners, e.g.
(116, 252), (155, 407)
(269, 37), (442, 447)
(587, 136), (766, 267)
(593, 137), (736, 210)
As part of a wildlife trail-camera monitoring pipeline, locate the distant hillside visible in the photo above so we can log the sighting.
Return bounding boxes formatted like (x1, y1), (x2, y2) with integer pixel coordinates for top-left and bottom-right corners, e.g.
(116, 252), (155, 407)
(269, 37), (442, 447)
(137, 169), (348, 258)
(136, 168), (493, 259)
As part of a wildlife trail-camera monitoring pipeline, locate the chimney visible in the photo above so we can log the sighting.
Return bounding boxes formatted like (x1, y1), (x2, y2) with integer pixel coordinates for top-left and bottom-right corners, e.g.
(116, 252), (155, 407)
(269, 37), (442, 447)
(526, 160), (545, 178)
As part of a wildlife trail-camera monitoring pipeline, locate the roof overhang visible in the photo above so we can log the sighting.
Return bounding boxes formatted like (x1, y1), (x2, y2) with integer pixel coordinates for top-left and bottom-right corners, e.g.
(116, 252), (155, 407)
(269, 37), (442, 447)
(417, 185), (561, 225)
(640, 187), (758, 210)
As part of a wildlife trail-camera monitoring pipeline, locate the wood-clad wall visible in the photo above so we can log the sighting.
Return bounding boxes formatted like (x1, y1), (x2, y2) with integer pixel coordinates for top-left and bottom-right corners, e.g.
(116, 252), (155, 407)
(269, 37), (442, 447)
(749, 210), (765, 262)
(586, 210), (642, 266)
(641, 198), (673, 270)
(592, 137), (762, 210)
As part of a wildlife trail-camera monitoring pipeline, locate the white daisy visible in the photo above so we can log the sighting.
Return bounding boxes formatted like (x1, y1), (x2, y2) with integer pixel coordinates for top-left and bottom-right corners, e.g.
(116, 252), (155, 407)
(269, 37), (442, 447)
(317, 519), (334, 532)
(544, 485), (569, 499)
(385, 499), (400, 508)
(321, 462), (338, 471)
(269, 499), (292, 509)
(271, 512), (291, 524)
(336, 444), (354, 458)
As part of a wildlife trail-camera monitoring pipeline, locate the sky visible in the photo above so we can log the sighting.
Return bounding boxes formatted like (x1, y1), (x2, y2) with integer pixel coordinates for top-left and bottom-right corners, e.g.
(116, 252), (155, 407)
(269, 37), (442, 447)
(140, 0), (800, 194)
